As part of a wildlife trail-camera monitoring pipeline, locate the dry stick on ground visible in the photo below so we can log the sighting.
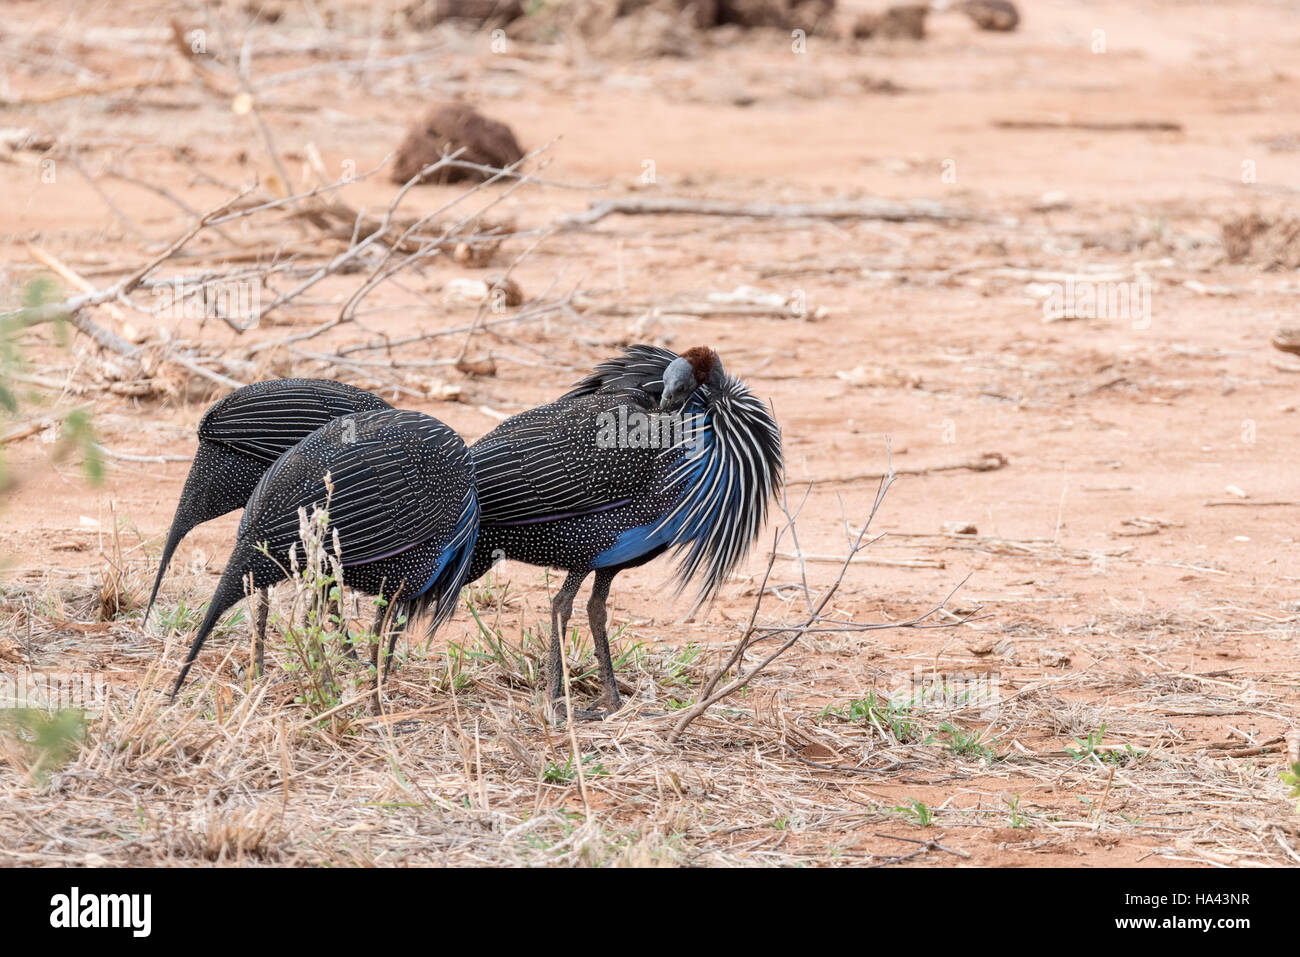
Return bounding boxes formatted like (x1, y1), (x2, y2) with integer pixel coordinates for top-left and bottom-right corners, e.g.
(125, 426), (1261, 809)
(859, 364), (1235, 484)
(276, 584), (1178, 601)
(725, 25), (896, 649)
(870, 832), (971, 864)
(1204, 735), (1288, 759)
(813, 451), (1008, 485)
(168, 19), (236, 98)
(94, 445), (192, 464)
(0, 73), (183, 107)
(667, 463), (970, 743)
(992, 116), (1183, 132)
(555, 197), (985, 230)
(0, 413), (79, 445)
(25, 244), (129, 327)
(1204, 500), (1300, 508)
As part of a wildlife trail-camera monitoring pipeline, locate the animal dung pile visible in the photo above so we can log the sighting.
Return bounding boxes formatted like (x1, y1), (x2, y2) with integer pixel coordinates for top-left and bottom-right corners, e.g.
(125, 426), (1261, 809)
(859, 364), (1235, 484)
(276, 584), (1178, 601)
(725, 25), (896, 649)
(390, 103), (525, 185)
(851, 4), (928, 40)
(960, 0), (1019, 31)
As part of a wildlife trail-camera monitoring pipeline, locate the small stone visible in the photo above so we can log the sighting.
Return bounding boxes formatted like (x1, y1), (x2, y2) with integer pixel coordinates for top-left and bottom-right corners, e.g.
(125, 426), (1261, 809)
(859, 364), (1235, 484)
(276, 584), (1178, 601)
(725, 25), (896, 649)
(961, 0), (1019, 32)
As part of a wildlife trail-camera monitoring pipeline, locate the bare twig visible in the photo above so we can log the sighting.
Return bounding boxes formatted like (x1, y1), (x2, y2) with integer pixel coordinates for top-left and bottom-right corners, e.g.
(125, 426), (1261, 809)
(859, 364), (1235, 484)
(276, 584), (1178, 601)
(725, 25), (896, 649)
(667, 455), (969, 743)
(813, 452), (1008, 485)
(555, 197), (983, 230)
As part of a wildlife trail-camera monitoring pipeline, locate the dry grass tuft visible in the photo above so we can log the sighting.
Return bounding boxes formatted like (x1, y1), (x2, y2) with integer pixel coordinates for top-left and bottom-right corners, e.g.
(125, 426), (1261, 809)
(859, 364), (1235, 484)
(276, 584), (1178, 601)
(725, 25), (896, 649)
(2, 534), (1298, 866)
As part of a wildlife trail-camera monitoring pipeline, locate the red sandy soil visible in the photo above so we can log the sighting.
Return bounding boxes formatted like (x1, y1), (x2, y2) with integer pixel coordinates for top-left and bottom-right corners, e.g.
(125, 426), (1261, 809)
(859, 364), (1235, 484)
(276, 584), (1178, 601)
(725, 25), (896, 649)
(1, 0), (1299, 866)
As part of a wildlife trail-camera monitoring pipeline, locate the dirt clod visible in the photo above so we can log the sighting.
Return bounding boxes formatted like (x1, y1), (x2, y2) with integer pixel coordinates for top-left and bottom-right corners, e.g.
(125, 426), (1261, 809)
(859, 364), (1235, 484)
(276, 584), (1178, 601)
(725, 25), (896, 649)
(486, 275), (525, 308)
(853, 4), (927, 40)
(714, 0), (834, 32)
(961, 0), (1019, 32)
(391, 103), (525, 185)
(404, 0), (524, 29)
(1272, 327), (1300, 356)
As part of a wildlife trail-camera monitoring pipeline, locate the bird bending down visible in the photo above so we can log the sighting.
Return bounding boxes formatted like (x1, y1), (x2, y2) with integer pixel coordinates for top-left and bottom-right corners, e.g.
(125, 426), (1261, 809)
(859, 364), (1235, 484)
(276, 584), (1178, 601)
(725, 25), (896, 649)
(171, 409), (479, 700)
(468, 345), (782, 719)
(146, 378), (390, 671)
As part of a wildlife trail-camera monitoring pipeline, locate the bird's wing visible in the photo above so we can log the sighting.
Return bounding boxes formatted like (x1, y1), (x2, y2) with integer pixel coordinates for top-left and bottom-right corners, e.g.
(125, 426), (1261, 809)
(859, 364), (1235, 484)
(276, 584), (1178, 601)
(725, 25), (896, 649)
(560, 344), (678, 405)
(239, 409), (474, 569)
(198, 378), (391, 464)
(472, 392), (667, 525)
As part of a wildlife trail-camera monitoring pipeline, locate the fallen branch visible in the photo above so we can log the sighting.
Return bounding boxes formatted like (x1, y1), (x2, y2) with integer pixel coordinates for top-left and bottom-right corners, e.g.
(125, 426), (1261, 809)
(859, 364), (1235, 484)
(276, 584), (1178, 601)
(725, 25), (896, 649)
(0, 73), (182, 107)
(994, 116), (1183, 132)
(556, 196), (982, 230)
(1207, 735), (1286, 758)
(94, 445), (192, 464)
(667, 455), (970, 743)
(1, 414), (65, 445)
(25, 243), (131, 335)
(813, 451), (1008, 485)
(1203, 500), (1300, 508)
(776, 551), (944, 569)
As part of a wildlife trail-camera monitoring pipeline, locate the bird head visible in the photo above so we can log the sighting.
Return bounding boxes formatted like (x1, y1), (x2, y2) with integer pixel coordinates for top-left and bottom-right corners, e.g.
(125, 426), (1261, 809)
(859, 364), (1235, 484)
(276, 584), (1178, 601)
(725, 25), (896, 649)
(659, 346), (723, 411)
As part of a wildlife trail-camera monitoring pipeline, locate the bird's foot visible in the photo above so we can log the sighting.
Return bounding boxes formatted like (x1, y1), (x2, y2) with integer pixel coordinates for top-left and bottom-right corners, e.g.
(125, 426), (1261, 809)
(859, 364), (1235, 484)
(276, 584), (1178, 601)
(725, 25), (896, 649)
(589, 690), (623, 718)
(547, 697), (608, 724)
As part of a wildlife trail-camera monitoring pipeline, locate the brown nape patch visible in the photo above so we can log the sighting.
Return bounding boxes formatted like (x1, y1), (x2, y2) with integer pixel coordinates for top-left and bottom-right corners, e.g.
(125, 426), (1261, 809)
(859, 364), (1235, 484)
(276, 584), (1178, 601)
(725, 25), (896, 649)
(681, 346), (720, 383)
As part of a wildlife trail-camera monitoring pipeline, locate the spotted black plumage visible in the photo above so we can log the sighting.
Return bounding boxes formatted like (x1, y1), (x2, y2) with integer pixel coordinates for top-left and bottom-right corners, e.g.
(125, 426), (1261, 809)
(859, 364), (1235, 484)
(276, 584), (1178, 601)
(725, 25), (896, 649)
(468, 344), (782, 717)
(146, 378), (391, 624)
(171, 409), (479, 698)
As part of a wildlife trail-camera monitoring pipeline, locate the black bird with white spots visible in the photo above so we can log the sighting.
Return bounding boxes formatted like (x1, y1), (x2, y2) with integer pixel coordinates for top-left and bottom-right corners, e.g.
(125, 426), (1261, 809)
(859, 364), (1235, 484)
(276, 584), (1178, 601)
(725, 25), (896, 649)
(146, 378), (391, 626)
(171, 409), (478, 698)
(468, 344), (782, 718)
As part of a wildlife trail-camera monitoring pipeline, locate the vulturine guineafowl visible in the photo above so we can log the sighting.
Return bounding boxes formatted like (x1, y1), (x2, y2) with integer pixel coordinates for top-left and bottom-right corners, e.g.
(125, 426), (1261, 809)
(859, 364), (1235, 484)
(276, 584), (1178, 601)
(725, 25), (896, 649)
(468, 344), (782, 719)
(147, 378), (390, 668)
(171, 409), (478, 699)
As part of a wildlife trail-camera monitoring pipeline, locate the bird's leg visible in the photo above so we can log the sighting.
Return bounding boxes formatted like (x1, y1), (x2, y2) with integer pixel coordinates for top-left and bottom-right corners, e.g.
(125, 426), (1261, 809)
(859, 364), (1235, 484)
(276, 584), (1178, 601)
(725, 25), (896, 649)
(252, 586), (269, 678)
(545, 571), (586, 720)
(368, 601), (391, 714)
(333, 593), (358, 660)
(368, 586), (407, 713)
(382, 610), (408, 680)
(586, 569), (622, 716)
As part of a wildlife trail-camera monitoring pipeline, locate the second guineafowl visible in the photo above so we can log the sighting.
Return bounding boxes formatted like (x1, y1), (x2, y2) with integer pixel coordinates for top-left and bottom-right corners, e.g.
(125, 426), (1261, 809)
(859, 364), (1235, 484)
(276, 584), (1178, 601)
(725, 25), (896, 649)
(171, 408), (478, 699)
(147, 378), (390, 665)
